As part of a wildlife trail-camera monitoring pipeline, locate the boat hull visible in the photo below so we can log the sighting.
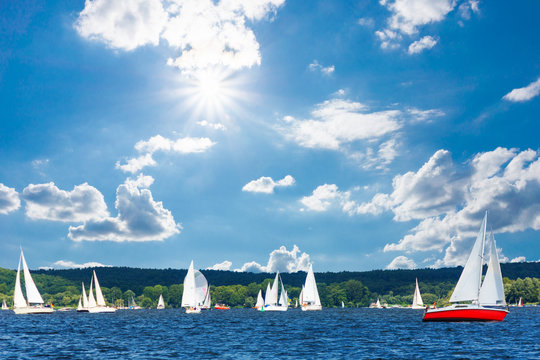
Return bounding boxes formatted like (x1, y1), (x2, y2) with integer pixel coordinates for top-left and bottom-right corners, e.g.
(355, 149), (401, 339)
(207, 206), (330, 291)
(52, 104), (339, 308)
(76, 309), (89, 313)
(263, 305), (288, 312)
(88, 306), (117, 313)
(301, 304), (322, 311)
(13, 306), (54, 315)
(423, 305), (508, 322)
(185, 307), (201, 314)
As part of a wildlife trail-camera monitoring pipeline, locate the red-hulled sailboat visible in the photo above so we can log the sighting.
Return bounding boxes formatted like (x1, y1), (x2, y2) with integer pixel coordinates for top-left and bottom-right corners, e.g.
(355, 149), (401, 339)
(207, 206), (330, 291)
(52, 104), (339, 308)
(423, 211), (508, 322)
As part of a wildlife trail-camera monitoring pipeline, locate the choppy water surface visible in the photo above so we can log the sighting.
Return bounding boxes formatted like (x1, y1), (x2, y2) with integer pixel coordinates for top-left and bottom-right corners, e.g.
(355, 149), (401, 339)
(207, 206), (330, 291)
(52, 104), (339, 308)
(0, 307), (538, 359)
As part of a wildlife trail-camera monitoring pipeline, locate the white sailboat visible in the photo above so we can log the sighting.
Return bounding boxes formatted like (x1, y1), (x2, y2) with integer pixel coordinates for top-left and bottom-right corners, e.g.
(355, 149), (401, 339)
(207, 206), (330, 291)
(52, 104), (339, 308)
(517, 297), (523, 307)
(301, 264), (322, 311)
(129, 296), (142, 309)
(182, 260), (205, 313)
(424, 211), (508, 322)
(411, 278), (424, 309)
(87, 270), (116, 313)
(201, 285), (211, 310)
(341, 301), (345, 308)
(254, 289), (264, 311)
(2, 299), (9, 310)
(157, 294), (165, 309)
(12, 249), (53, 314)
(369, 298), (383, 308)
(263, 272), (288, 311)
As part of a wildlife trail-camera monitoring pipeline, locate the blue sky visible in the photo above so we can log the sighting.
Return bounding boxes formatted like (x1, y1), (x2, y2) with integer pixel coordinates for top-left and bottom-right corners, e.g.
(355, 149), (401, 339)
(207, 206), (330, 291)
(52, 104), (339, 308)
(1, 0), (539, 272)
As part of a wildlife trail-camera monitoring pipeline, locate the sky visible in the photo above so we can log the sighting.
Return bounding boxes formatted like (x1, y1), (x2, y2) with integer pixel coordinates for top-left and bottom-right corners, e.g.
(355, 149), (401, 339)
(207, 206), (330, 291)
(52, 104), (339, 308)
(1, 0), (539, 273)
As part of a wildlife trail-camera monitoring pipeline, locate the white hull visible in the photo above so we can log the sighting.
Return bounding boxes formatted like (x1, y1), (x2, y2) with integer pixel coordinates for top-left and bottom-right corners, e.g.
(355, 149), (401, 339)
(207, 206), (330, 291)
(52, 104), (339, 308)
(13, 306), (54, 315)
(157, 305), (165, 309)
(301, 304), (322, 311)
(88, 306), (117, 313)
(185, 307), (201, 314)
(411, 305), (425, 309)
(263, 305), (288, 312)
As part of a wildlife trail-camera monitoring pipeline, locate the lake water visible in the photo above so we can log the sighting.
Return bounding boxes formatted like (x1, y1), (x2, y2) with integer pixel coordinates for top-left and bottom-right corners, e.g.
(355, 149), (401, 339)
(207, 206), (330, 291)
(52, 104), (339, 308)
(1, 307), (538, 359)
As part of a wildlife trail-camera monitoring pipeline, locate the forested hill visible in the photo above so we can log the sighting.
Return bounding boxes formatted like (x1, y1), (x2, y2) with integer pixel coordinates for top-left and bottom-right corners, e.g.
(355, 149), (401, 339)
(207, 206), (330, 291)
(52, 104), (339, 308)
(25, 261), (540, 295)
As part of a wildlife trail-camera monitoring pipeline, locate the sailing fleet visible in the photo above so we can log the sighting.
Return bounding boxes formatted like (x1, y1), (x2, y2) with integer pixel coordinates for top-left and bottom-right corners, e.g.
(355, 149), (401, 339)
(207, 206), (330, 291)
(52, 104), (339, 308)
(2, 212), (514, 321)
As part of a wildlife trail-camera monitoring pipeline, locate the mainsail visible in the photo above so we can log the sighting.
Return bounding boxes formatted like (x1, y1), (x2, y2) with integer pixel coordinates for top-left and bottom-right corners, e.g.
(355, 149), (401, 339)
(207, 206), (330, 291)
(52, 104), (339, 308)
(302, 264), (321, 306)
(20, 250), (44, 304)
(93, 271), (106, 306)
(181, 261), (198, 308)
(478, 232), (506, 306)
(13, 256), (27, 308)
(412, 278), (424, 308)
(88, 276), (97, 308)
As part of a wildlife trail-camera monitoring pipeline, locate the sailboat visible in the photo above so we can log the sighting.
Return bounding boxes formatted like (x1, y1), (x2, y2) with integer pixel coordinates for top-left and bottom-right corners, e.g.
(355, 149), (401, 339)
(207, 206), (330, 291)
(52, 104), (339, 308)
(263, 272), (288, 311)
(87, 270), (117, 313)
(201, 285), (211, 310)
(423, 212), (508, 322)
(2, 299), (8, 310)
(301, 264), (322, 311)
(129, 296), (142, 309)
(77, 282), (89, 312)
(12, 249), (53, 314)
(517, 297), (523, 307)
(369, 298), (383, 308)
(157, 294), (165, 309)
(254, 289), (264, 311)
(182, 260), (208, 314)
(341, 301), (345, 308)
(411, 278), (424, 309)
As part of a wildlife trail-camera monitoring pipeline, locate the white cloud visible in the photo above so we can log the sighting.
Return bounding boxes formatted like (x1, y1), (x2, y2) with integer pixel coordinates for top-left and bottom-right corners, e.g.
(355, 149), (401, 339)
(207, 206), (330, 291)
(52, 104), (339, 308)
(76, 0), (285, 74)
(386, 255), (417, 269)
(235, 245), (311, 273)
(358, 17), (375, 27)
(510, 256), (526, 263)
(197, 120), (227, 131)
(68, 174), (181, 242)
(308, 60), (335, 75)
(206, 260), (232, 270)
(75, 0), (168, 51)
(459, 0), (480, 20)
(0, 184), (21, 215)
(300, 184), (349, 212)
(53, 260), (111, 269)
(117, 135), (216, 173)
(384, 0), (455, 35)
(242, 175), (295, 194)
(22, 182), (109, 222)
(502, 77), (540, 103)
(408, 35), (437, 54)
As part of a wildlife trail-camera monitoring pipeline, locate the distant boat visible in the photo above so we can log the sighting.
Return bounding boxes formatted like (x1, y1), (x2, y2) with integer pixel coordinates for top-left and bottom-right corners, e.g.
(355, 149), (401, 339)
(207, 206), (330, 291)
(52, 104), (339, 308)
(263, 272), (288, 311)
(214, 303), (230, 310)
(77, 282), (89, 312)
(13, 248), (53, 314)
(411, 278), (424, 309)
(295, 299), (298, 308)
(301, 264), (322, 311)
(254, 289), (264, 311)
(128, 296), (142, 309)
(87, 270), (117, 313)
(517, 297), (523, 307)
(341, 301), (345, 308)
(369, 298), (383, 309)
(182, 260), (208, 314)
(423, 212), (508, 322)
(157, 294), (165, 309)
(2, 299), (8, 310)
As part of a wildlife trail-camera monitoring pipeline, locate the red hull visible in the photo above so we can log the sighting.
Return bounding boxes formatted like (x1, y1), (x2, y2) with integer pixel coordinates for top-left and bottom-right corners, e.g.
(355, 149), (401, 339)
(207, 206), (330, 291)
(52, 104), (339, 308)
(423, 307), (508, 322)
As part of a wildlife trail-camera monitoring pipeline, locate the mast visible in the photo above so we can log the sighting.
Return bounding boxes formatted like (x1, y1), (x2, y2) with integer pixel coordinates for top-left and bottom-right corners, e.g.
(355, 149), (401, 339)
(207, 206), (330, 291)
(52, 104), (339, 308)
(477, 211), (487, 303)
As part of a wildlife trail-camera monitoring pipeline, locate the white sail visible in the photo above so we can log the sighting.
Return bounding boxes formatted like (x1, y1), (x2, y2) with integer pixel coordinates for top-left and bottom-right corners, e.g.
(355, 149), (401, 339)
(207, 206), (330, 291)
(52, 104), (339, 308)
(21, 250), (44, 304)
(2, 299), (8, 310)
(412, 278), (424, 308)
(13, 256), (27, 308)
(82, 282), (89, 308)
(255, 290), (264, 308)
(266, 273), (280, 306)
(299, 286), (304, 305)
(279, 285), (287, 306)
(88, 276), (97, 308)
(77, 297), (83, 311)
(479, 232), (506, 306)
(303, 264), (321, 306)
(157, 294), (165, 309)
(194, 270), (209, 306)
(341, 301), (345, 308)
(450, 212), (487, 303)
(264, 283), (272, 306)
(202, 285), (211, 309)
(182, 261), (198, 307)
(93, 271), (106, 306)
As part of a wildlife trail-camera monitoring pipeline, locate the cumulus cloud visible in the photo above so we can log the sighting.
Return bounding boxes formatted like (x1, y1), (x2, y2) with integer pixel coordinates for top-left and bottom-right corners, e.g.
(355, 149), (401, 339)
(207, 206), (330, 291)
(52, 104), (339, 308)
(408, 35), (437, 54)
(117, 135), (216, 173)
(242, 175), (295, 194)
(235, 245), (311, 273)
(308, 60), (335, 75)
(68, 174), (181, 242)
(386, 255), (417, 269)
(0, 184), (21, 215)
(300, 184), (350, 212)
(53, 260), (111, 269)
(502, 77), (540, 103)
(75, 0), (285, 74)
(383, 0), (455, 35)
(510, 256), (526, 263)
(22, 182), (109, 222)
(207, 260), (232, 270)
